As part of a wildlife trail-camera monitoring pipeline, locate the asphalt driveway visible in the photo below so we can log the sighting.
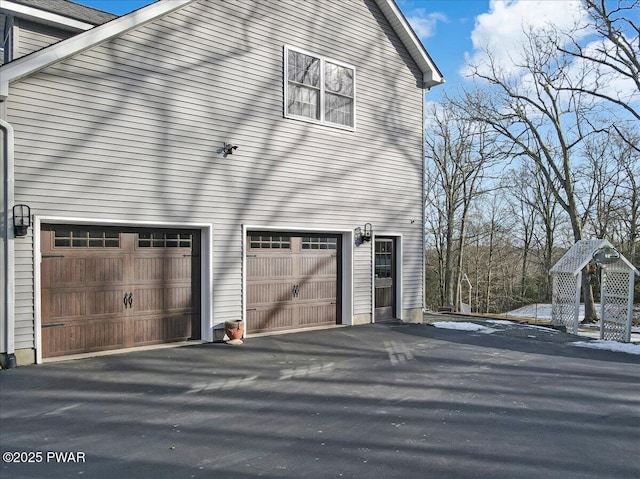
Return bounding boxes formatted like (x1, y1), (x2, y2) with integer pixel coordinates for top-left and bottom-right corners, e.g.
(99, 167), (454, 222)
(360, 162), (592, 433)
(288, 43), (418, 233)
(1, 321), (639, 479)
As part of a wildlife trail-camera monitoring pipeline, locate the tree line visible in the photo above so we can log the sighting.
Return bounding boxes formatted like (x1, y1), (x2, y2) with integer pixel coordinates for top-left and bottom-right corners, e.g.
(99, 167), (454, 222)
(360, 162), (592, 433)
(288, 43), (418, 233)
(424, 0), (639, 318)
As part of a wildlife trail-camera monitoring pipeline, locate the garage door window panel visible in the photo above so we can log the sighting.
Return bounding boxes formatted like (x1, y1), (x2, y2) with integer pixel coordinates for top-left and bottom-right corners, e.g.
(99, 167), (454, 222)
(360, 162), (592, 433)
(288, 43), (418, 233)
(54, 229), (120, 248)
(249, 235), (291, 250)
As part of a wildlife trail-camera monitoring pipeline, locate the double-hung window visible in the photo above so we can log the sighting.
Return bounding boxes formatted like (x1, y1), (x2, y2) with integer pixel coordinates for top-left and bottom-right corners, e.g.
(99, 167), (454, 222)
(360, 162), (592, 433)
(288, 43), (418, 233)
(285, 46), (355, 129)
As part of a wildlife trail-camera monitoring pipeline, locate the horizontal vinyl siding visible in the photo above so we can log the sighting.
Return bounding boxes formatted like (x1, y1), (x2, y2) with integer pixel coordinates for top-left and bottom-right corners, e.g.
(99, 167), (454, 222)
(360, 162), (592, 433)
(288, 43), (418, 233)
(13, 232), (34, 349)
(8, 0), (425, 340)
(15, 19), (72, 59)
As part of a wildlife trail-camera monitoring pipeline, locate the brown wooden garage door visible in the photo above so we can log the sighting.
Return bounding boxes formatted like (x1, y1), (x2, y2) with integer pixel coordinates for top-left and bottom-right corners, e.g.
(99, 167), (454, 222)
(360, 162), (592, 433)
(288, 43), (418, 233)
(41, 226), (200, 358)
(246, 233), (340, 334)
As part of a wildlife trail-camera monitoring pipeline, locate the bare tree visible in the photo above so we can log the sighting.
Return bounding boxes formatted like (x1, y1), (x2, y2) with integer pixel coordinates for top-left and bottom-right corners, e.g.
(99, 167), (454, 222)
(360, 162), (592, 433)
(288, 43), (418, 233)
(558, 0), (640, 150)
(458, 25), (603, 321)
(505, 162), (562, 303)
(424, 99), (495, 308)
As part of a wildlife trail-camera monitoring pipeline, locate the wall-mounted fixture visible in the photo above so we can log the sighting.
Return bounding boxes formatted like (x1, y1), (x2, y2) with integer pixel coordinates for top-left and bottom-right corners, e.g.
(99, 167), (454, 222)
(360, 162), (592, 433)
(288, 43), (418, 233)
(355, 223), (372, 244)
(13, 204), (31, 236)
(222, 143), (238, 157)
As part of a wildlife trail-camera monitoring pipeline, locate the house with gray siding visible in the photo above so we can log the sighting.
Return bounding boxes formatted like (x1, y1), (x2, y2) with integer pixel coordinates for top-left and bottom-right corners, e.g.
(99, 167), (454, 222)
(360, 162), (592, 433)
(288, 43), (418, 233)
(0, 0), (443, 367)
(1, 0), (116, 65)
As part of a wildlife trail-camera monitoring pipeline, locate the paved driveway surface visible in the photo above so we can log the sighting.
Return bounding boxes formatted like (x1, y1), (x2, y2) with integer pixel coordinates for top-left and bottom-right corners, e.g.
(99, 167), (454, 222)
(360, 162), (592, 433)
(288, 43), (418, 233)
(1, 321), (639, 479)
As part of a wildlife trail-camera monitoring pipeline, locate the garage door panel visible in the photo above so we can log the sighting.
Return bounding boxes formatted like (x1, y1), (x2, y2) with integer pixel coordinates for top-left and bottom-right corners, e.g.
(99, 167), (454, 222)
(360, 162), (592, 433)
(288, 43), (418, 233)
(247, 306), (295, 333)
(298, 304), (336, 325)
(43, 324), (86, 357)
(134, 257), (192, 282)
(45, 291), (86, 319)
(247, 234), (339, 334)
(247, 256), (294, 279)
(85, 321), (124, 350)
(41, 227), (201, 358)
(87, 289), (125, 315)
(41, 258), (86, 287)
(86, 258), (125, 283)
(298, 280), (337, 301)
(134, 287), (192, 312)
(299, 255), (336, 277)
(134, 315), (192, 345)
(247, 281), (295, 306)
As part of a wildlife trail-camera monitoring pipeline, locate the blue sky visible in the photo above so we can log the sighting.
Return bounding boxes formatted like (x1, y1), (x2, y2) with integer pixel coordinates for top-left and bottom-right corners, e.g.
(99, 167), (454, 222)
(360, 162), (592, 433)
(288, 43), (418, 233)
(75, 0), (494, 100)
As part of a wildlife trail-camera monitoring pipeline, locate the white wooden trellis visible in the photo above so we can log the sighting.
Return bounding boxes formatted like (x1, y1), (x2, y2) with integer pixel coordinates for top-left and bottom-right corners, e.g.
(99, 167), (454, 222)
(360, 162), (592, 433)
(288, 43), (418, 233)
(550, 239), (639, 342)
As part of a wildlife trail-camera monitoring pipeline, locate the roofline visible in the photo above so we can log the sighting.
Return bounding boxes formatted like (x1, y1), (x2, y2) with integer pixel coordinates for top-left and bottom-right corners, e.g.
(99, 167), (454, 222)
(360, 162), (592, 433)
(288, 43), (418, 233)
(0, 0), (195, 100)
(550, 239), (640, 276)
(0, 0), (95, 31)
(0, 0), (444, 100)
(373, 0), (444, 89)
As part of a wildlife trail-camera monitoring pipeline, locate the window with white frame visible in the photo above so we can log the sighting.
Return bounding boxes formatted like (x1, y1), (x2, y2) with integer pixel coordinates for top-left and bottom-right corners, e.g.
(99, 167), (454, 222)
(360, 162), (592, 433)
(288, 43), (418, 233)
(285, 46), (355, 129)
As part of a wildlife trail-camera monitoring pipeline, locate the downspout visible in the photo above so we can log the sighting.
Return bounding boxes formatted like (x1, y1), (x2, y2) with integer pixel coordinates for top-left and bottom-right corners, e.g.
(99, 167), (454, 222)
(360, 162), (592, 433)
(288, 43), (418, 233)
(421, 87), (427, 314)
(0, 116), (17, 368)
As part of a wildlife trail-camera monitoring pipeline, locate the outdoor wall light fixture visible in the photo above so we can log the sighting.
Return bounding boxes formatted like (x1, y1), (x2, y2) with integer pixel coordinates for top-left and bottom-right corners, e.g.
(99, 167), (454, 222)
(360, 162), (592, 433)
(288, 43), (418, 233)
(222, 143), (238, 157)
(355, 223), (372, 244)
(13, 204), (31, 236)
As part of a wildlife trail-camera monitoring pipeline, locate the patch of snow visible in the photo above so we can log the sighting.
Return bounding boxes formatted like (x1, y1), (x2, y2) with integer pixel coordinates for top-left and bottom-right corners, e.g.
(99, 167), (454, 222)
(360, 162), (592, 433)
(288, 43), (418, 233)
(433, 322), (496, 333)
(523, 324), (558, 332)
(571, 341), (640, 355)
(485, 320), (514, 325)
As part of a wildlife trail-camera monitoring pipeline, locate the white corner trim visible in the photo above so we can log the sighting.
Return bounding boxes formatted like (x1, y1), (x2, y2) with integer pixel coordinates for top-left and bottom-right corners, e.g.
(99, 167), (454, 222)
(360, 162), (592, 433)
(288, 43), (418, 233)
(0, 0), (195, 99)
(373, 0), (444, 88)
(0, 0), (95, 31)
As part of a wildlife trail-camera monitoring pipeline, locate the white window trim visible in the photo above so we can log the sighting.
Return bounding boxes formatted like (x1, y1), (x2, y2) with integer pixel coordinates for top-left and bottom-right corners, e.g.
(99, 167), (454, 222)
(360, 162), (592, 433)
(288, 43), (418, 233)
(284, 45), (356, 131)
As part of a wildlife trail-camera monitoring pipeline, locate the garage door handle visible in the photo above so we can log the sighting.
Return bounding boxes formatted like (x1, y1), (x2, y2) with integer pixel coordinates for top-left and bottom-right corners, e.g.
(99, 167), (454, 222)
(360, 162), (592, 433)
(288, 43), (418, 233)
(292, 285), (299, 297)
(124, 292), (133, 308)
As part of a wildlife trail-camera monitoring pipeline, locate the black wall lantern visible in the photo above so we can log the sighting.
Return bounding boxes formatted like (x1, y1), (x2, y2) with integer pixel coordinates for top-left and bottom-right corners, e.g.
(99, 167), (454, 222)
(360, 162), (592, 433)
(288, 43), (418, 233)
(13, 204), (31, 236)
(355, 223), (372, 244)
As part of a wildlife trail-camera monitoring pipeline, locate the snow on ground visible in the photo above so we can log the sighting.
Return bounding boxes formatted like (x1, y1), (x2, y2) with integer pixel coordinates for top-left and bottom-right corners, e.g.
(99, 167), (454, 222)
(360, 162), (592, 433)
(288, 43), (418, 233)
(432, 321), (640, 355)
(432, 322), (495, 333)
(571, 340), (640, 355)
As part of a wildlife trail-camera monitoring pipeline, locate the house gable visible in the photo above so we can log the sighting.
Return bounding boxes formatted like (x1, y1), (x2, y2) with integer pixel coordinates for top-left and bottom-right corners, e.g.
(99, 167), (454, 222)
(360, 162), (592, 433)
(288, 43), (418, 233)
(0, 0), (443, 100)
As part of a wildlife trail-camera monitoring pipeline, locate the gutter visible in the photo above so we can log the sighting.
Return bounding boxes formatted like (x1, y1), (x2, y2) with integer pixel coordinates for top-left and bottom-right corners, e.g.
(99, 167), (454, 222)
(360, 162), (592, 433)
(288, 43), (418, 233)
(0, 117), (16, 368)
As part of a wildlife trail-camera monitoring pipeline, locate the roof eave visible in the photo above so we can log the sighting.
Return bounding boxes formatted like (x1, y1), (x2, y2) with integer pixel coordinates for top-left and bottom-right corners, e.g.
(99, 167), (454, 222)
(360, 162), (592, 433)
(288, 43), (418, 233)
(374, 0), (445, 89)
(0, 0), (96, 31)
(0, 0), (195, 102)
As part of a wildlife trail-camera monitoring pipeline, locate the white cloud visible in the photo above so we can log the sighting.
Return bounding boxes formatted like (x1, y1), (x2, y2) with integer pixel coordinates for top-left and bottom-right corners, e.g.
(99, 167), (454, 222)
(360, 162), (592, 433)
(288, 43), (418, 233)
(462, 0), (588, 77)
(406, 9), (448, 40)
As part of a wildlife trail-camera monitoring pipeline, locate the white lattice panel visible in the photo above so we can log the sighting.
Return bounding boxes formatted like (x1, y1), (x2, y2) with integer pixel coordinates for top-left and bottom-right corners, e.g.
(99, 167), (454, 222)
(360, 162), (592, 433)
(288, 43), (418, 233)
(550, 239), (607, 274)
(601, 269), (633, 342)
(551, 272), (580, 331)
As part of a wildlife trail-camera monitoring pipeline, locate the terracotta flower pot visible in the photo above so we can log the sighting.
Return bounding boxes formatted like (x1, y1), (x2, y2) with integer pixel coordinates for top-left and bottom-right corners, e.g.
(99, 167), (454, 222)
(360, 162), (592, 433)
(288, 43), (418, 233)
(224, 320), (244, 341)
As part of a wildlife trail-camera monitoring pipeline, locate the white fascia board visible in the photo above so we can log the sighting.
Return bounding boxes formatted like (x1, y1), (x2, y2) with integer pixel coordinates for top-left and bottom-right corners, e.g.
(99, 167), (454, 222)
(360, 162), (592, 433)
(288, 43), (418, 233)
(0, 0), (95, 31)
(0, 0), (195, 100)
(374, 0), (444, 88)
